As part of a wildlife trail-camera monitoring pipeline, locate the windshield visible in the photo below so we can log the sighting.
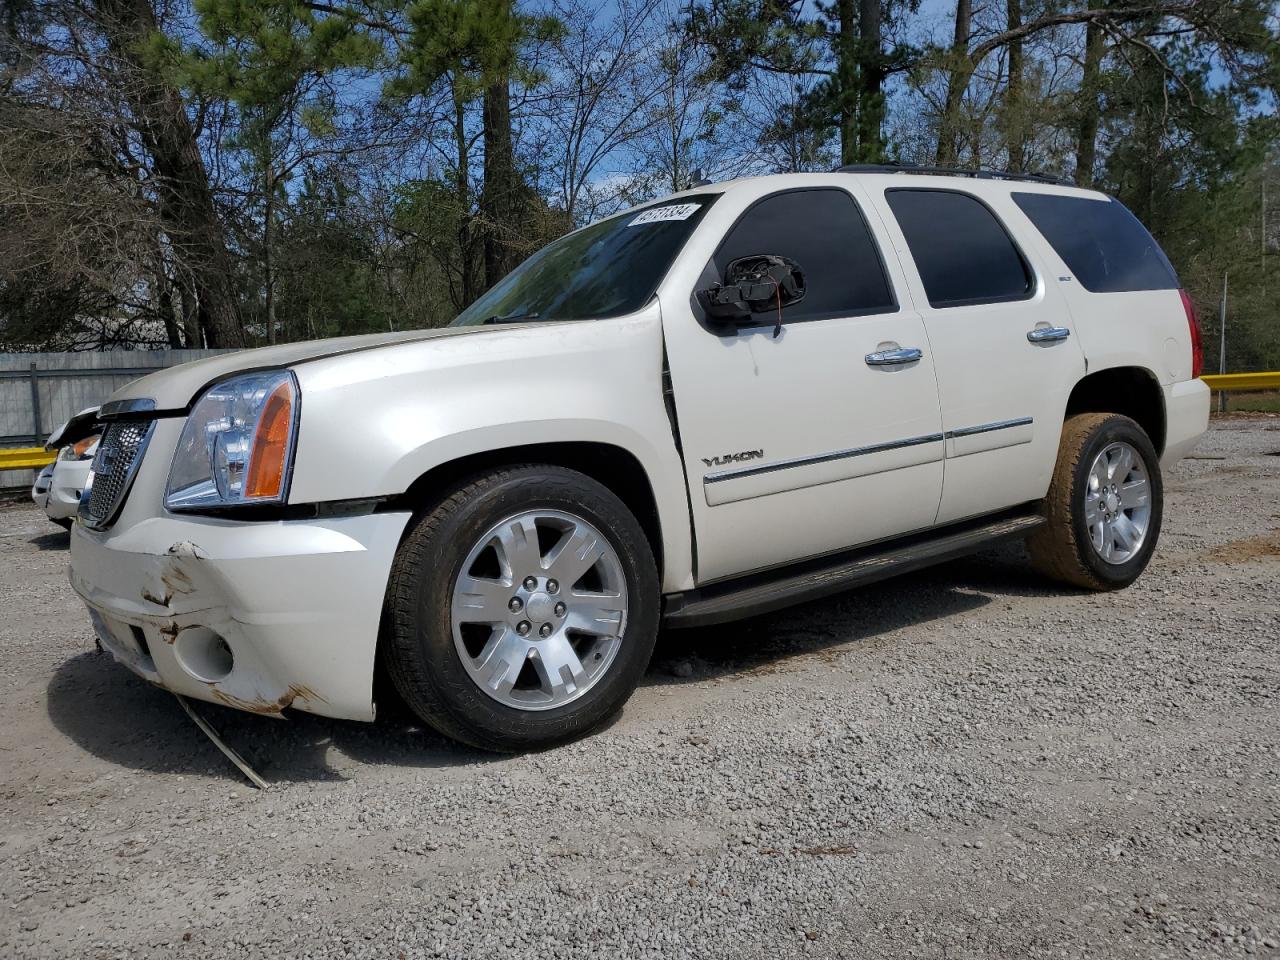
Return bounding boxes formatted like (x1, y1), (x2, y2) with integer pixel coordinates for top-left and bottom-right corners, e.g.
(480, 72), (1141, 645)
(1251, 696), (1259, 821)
(451, 195), (718, 326)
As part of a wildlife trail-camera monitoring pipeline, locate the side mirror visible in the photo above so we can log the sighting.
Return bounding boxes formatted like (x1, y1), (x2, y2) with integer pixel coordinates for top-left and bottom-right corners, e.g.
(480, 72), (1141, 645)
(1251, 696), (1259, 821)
(697, 255), (806, 336)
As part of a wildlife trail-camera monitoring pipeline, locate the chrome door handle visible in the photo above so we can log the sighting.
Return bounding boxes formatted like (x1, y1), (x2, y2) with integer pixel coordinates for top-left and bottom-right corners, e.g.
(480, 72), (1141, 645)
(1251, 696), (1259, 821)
(1027, 326), (1071, 343)
(865, 347), (923, 366)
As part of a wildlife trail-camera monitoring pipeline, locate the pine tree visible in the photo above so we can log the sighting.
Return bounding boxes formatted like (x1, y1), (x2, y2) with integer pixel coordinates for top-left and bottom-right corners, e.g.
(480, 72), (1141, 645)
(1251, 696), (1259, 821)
(177, 0), (381, 343)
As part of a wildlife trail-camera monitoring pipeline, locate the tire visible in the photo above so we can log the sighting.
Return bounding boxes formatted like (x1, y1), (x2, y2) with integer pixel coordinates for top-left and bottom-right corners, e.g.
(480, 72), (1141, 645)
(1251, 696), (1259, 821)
(1028, 412), (1163, 590)
(52, 517), (73, 530)
(383, 465), (660, 752)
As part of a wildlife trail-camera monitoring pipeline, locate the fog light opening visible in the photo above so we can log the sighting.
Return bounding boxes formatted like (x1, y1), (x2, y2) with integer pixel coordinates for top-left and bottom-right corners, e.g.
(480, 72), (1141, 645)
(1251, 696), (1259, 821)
(129, 624), (152, 660)
(173, 627), (234, 683)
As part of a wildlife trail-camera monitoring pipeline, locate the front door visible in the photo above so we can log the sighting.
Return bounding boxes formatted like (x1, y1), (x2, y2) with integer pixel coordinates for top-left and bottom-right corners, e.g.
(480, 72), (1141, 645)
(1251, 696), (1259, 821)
(867, 186), (1087, 524)
(662, 185), (946, 584)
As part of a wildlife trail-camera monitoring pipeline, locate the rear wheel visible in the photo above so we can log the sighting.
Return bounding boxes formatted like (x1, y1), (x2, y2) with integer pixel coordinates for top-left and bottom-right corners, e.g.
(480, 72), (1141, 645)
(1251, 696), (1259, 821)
(384, 465), (659, 752)
(1028, 413), (1163, 590)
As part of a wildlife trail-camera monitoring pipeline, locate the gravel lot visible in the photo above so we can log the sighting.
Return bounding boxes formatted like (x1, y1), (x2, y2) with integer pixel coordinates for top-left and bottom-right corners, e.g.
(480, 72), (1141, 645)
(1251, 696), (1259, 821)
(2, 417), (1278, 959)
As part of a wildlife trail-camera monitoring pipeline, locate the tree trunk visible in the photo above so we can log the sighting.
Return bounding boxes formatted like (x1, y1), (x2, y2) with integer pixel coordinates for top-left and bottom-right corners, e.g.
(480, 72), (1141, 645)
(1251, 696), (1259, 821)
(1005, 0), (1024, 171)
(1075, 19), (1105, 186)
(935, 0), (973, 167)
(452, 79), (478, 311)
(482, 72), (518, 289)
(92, 0), (244, 348)
(835, 0), (858, 165)
(153, 263), (183, 348)
(263, 165), (276, 345)
(855, 0), (885, 163)
(177, 270), (203, 347)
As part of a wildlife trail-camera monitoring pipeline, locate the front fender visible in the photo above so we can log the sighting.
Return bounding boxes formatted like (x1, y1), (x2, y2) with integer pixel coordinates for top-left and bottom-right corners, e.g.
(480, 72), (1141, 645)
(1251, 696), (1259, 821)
(287, 307), (695, 592)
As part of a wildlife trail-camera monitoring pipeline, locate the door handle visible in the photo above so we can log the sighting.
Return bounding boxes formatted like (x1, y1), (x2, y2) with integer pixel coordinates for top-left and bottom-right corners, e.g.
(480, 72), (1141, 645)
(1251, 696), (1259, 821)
(1026, 326), (1071, 343)
(865, 347), (923, 366)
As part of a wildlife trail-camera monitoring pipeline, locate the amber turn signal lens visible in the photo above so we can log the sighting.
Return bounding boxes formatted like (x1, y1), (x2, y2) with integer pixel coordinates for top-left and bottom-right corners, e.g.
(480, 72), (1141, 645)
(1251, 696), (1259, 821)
(72, 435), (99, 458)
(245, 380), (294, 499)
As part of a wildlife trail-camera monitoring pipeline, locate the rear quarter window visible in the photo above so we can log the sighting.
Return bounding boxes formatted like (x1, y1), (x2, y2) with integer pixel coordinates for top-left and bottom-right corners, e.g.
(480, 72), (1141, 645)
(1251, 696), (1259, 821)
(1011, 192), (1178, 293)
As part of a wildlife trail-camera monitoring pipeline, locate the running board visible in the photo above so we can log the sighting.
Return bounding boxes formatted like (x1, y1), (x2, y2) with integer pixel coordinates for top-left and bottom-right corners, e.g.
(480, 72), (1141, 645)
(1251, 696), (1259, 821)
(663, 508), (1045, 628)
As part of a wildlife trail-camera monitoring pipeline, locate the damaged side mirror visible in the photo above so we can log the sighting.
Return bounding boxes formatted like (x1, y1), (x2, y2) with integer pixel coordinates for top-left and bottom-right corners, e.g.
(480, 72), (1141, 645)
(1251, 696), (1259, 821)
(696, 255), (806, 337)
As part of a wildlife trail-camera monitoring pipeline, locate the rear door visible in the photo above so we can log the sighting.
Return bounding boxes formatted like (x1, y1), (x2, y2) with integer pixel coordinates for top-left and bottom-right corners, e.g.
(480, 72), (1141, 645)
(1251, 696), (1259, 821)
(869, 186), (1087, 524)
(662, 184), (945, 584)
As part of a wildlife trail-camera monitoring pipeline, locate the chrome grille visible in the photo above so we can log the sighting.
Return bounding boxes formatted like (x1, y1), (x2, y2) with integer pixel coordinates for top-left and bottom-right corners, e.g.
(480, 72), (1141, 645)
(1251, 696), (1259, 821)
(80, 420), (154, 530)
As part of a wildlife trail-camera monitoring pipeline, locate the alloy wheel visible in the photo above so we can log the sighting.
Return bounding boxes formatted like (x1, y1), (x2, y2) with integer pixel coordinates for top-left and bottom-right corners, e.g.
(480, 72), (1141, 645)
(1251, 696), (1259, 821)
(1084, 440), (1152, 564)
(450, 509), (629, 711)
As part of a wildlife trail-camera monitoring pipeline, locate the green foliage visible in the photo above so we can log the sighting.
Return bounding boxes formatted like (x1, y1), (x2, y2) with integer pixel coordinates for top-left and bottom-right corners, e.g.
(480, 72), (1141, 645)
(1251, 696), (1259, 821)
(5, 0), (1278, 365)
(1096, 27), (1280, 373)
(272, 173), (398, 338)
(184, 0), (381, 112)
(389, 0), (557, 98)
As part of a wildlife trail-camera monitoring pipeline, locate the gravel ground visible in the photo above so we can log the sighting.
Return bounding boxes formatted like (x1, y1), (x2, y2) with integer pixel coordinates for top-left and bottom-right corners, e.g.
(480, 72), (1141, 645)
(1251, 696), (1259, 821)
(1, 417), (1278, 959)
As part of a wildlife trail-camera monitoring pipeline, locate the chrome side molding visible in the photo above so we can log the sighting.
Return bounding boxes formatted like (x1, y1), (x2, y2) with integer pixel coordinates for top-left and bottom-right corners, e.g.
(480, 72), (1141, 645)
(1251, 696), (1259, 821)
(946, 416), (1033, 438)
(704, 432), (944, 484)
(703, 417), (1034, 486)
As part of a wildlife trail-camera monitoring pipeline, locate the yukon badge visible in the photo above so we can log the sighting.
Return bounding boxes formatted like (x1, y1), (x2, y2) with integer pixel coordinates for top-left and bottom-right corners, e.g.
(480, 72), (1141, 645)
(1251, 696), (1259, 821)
(702, 449), (764, 468)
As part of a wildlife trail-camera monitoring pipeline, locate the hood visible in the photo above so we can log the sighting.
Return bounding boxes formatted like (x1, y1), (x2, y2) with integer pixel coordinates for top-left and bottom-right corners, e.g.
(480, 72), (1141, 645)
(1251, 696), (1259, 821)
(103, 327), (491, 411)
(46, 406), (101, 449)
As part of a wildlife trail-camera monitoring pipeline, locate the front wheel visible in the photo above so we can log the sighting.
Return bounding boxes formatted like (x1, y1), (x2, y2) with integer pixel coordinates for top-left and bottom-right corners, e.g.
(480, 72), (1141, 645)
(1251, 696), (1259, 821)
(383, 465), (660, 752)
(1028, 412), (1163, 590)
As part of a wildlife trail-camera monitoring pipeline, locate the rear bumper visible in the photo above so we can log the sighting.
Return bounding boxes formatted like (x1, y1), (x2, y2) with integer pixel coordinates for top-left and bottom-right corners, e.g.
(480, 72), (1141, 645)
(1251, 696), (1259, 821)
(69, 510), (411, 721)
(1161, 378), (1210, 469)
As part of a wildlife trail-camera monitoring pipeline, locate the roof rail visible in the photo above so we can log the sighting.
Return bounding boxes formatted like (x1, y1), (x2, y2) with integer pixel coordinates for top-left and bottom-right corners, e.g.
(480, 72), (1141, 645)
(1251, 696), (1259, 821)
(836, 161), (1075, 188)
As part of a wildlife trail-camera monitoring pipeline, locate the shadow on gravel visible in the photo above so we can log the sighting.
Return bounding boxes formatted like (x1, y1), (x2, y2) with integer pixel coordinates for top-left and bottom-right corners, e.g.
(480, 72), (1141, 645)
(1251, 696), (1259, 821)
(45, 543), (1070, 782)
(649, 542), (1067, 684)
(28, 530), (70, 551)
(46, 652), (497, 785)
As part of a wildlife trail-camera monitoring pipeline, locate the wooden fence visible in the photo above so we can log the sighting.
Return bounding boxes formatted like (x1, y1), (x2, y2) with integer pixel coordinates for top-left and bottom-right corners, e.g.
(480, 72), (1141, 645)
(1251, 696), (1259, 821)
(1, 350), (231, 488)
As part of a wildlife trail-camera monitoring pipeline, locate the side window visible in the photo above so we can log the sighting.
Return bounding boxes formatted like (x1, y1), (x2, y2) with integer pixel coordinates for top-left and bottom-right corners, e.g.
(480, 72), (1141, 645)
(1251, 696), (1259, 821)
(885, 189), (1033, 308)
(713, 189), (895, 322)
(1011, 192), (1178, 293)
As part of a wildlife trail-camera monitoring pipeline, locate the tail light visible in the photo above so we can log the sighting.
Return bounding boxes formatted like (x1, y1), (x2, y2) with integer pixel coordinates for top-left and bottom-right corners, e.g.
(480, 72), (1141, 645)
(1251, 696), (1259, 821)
(1179, 289), (1203, 379)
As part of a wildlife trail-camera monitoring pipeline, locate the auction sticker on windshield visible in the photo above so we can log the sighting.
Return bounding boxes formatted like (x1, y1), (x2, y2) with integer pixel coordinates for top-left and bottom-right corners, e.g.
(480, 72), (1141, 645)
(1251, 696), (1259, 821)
(629, 203), (701, 226)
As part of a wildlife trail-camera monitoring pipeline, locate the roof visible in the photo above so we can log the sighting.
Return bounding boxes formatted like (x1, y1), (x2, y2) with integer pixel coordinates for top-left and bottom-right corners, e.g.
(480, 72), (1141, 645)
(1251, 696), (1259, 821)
(835, 163), (1075, 187)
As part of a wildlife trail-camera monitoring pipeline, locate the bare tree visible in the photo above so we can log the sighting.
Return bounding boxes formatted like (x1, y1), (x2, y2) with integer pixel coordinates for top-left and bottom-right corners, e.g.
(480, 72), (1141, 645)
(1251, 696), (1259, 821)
(91, 0), (245, 347)
(534, 0), (670, 224)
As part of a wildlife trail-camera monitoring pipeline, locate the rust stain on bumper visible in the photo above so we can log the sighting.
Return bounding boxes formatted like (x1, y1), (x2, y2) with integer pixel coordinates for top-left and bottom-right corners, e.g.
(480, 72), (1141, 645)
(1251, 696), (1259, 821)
(209, 683), (327, 716)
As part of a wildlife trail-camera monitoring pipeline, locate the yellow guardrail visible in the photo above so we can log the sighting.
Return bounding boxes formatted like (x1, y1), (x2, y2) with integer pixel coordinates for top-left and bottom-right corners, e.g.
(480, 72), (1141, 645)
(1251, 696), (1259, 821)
(0, 447), (56, 470)
(1202, 372), (1280, 392)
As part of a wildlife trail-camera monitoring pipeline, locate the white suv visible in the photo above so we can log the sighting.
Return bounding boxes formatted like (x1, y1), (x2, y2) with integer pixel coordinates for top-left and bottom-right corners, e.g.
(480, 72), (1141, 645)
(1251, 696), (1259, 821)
(69, 168), (1209, 751)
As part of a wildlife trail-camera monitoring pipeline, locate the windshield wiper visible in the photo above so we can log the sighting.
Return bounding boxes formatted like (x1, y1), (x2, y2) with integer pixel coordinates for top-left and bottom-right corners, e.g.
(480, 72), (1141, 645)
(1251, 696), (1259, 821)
(481, 311), (540, 324)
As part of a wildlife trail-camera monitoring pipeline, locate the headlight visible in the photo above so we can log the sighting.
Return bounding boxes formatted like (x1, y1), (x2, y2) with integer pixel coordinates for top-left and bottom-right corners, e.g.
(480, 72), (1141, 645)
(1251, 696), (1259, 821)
(165, 370), (299, 511)
(58, 435), (100, 461)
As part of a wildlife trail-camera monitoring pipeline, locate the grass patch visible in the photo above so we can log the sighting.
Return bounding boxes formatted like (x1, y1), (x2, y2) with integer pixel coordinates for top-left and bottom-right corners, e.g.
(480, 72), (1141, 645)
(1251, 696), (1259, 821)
(1214, 391), (1280, 414)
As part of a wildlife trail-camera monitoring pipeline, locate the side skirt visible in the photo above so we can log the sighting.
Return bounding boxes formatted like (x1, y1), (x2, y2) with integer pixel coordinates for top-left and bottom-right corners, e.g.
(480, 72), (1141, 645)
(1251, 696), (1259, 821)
(662, 505), (1045, 628)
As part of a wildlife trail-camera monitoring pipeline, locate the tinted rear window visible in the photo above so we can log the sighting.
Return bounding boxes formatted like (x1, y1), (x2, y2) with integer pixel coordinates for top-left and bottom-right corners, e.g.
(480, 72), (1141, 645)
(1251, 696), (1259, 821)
(1012, 193), (1178, 293)
(885, 189), (1033, 308)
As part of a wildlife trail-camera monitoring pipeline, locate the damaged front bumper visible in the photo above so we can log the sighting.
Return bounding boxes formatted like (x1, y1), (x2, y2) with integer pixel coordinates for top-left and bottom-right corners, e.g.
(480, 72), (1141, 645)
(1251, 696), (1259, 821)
(70, 510), (410, 721)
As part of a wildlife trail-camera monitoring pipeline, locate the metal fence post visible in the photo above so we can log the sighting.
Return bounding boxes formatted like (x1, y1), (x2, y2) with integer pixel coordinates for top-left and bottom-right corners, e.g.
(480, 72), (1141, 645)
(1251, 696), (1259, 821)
(28, 363), (42, 443)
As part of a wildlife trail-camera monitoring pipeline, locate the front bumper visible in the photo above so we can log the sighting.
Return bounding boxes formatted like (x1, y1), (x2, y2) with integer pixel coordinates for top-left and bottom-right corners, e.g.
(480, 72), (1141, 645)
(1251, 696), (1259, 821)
(43, 459), (91, 520)
(31, 464), (53, 511)
(70, 510), (410, 721)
